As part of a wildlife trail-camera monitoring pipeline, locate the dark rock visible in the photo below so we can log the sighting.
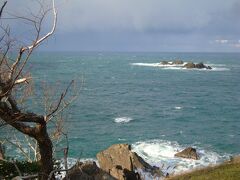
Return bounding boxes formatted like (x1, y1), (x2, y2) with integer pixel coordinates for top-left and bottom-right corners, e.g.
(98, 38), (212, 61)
(97, 144), (163, 179)
(64, 161), (115, 180)
(173, 60), (184, 65)
(195, 63), (206, 69)
(184, 62), (195, 68)
(109, 166), (140, 180)
(206, 66), (212, 70)
(175, 147), (199, 160)
(160, 61), (170, 65)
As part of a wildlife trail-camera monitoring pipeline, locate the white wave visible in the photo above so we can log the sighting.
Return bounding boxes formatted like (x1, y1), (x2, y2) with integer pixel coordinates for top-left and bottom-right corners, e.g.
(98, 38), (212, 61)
(131, 63), (162, 67)
(207, 63), (227, 67)
(131, 62), (186, 67)
(210, 67), (230, 71)
(114, 117), (133, 123)
(132, 139), (230, 176)
(131, 62), (230, 71)
(175, 106), (182, 110)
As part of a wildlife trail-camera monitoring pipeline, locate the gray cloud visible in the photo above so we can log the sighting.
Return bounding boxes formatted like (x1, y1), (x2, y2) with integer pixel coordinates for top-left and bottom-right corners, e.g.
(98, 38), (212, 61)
(2, 0), (240, 52)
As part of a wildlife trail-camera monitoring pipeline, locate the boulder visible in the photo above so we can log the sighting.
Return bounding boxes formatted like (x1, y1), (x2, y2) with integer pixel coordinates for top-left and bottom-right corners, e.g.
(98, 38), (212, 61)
(64, 161), (115, 180)
(109, 166), (140, 180)
(97, 144), (162, 179)
(173, 60), (184, 65)
(184, 62), (195, 68)
(175, 147), (199, 160)
(195, 63), (206, 69)
(206, 66), (212, 70)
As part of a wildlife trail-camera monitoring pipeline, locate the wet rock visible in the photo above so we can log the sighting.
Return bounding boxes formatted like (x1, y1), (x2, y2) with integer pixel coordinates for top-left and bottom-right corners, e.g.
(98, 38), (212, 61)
(160, 61), (170, 65)
(97, 144), (162, 179)
(206, 66), (212, 69)
(175, 147), (199, 160)
(195, 63), (206, 69)
(184, 62), (195, 68)
(173, 60), (184, 65)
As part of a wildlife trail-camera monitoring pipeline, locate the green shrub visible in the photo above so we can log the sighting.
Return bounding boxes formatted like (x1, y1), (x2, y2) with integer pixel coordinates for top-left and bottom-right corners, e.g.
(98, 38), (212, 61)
(0, 160), (40, 179)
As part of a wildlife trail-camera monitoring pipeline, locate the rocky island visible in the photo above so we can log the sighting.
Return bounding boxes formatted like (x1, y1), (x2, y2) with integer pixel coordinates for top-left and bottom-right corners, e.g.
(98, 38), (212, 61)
(160, 60), (212, 69)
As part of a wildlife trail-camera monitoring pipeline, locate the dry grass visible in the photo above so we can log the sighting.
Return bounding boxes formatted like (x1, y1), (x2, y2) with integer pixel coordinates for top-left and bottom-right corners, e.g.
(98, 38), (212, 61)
(167, 160), (240, 180)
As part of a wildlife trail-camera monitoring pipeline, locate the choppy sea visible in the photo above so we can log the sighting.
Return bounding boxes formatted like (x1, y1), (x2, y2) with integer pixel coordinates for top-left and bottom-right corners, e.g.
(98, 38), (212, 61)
(2, 52), (240, 176)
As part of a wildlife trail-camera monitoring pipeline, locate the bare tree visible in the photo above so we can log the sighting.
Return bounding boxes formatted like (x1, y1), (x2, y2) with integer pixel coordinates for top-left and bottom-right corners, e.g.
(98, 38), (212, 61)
(0, 1), (75, 179)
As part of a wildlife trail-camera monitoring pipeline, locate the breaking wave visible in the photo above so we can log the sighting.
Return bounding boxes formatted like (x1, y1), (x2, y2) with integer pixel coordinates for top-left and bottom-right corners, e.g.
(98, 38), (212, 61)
(131, 63), (230, 71)
(114, 117), (133, 123)
(132, 139), (230, 176)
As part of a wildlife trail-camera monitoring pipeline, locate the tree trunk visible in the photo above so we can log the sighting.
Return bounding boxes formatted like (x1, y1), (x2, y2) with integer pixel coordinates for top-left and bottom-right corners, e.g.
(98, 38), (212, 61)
(36, 125), (54, 180)
(0, 143), (4, 160)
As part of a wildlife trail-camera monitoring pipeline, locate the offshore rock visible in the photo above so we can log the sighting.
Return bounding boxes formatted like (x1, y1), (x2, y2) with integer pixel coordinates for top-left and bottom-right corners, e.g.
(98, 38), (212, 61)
(160, 61), (169, 65)
(184, 62), (196, 68)
(97, 144), (163, 180)
(173, 60), (184, 64)
(175, 147), (199, 160)
(184, 62), (212, 69)
(195, 62), (206, 69)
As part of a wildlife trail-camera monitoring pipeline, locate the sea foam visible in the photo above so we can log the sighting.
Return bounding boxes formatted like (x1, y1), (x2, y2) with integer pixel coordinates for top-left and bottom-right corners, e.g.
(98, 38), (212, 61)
(56, 140), (230, 179)
(132, 139), (230, 176)
(175, 106), (182, 110)
(131, 63), (230, 71)
(114, 117), (133, 123)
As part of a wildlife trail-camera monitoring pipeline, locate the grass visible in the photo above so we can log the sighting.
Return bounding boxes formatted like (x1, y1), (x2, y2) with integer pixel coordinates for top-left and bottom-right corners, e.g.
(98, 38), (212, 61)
(167, 160), (240, 180)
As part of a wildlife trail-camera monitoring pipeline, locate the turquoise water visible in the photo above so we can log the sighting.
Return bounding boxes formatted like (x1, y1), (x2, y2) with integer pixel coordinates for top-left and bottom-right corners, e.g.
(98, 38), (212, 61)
(3, 52), (240, 172)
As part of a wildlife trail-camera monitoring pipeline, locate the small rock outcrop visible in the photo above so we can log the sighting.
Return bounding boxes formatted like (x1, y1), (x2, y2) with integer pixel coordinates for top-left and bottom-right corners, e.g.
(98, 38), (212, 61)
(173, 60), (184, 65)
(97, 144), (162, 180)
(160, 60), (212, 69)
(195, 63), (205, 69)
(64, 161), (115, 180)
(160, 60), (184, 65)
(184, 62), (196, 69)
(229, 155), (240, 164)
(174, 147), (199, 160)
(184, 62), (212, 69)
(160, 61), (169, 65)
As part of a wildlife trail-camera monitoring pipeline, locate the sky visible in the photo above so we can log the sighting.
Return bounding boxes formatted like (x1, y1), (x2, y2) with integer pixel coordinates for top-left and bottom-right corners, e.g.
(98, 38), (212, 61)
(3, 0), (240, 52)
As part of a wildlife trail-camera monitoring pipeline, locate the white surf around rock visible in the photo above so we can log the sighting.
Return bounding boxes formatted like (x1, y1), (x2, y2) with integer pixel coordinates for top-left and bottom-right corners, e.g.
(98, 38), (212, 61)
(131, 62), (230, 71)
(132, 139), (230, 176)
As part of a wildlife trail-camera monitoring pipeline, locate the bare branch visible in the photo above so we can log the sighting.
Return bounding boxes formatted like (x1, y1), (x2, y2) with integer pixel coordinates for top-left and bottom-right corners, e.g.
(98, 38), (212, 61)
(0, 1), (7, 18)
(23, 0), (57, 51)
(46, 80), (74, 120)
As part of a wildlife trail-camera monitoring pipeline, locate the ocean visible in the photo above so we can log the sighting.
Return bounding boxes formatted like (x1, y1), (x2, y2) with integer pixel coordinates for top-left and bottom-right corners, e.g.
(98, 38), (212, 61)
(2, 52), (240, 175)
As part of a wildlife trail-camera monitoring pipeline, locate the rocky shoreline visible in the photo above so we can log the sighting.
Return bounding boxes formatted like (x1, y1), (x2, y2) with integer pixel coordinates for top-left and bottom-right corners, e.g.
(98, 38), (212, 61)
(65, 144), (200, 180)
(160, 60), (212, 69)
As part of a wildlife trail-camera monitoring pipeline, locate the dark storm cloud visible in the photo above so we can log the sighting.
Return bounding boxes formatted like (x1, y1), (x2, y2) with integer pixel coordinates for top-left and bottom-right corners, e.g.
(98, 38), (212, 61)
(3, 0), (240, 52)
